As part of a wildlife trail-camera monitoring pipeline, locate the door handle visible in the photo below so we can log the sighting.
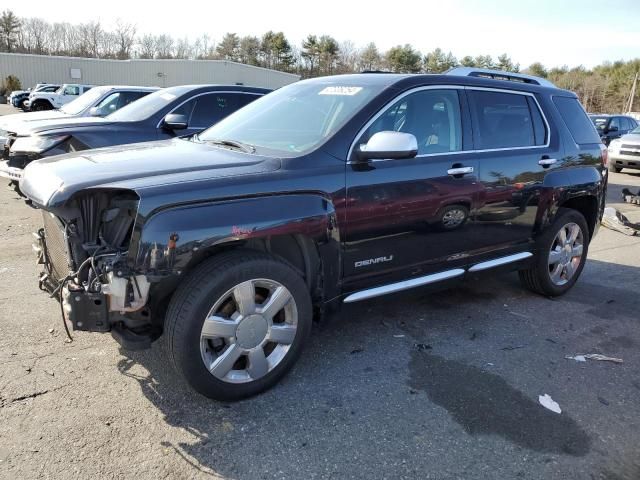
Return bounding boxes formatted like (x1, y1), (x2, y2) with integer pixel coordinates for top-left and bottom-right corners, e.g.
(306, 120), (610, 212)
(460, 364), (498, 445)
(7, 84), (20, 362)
(447, 166), (474, 176)
(538, 158), (558, 167)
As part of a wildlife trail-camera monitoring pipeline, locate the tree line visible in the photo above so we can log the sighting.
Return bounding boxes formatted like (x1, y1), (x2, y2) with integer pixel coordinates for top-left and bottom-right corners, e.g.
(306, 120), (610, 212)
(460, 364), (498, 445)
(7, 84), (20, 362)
(0, 9), (637, 113)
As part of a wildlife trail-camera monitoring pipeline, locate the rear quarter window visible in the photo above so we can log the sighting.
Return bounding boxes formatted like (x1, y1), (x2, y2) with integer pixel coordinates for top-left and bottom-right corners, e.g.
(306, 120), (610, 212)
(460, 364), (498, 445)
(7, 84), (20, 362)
(553, 96), (601, 144)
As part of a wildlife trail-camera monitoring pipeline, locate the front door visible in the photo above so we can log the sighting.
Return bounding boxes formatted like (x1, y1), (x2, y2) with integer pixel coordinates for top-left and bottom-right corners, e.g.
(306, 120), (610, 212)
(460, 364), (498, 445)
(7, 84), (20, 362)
(343, 87), (483, 290)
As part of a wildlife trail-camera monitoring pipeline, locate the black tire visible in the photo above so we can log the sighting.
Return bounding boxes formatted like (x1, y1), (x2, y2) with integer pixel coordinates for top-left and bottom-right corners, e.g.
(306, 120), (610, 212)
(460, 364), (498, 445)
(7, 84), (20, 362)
(608, 163), (622, 173)
(31, 101), (52, 111)
(165, 250), (312, 401)
(435, 204), (469, 231)
(519, 208), (589, 297)
(19, 99), (28, 110)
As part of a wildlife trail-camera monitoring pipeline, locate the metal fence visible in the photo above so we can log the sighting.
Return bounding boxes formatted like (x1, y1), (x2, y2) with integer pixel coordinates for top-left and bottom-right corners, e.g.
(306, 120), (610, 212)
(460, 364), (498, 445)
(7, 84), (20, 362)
(0, 53), (300, 90)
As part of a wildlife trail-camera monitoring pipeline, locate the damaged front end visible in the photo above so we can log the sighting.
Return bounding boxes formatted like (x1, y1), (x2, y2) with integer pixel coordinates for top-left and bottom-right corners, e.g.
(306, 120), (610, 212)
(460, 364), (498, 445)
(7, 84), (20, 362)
(33, 190), (155, 349)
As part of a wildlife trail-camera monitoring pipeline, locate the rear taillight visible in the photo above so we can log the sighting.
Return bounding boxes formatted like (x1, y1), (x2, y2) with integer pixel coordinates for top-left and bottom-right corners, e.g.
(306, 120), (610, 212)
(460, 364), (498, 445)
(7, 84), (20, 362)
(600, 144), (608, 168)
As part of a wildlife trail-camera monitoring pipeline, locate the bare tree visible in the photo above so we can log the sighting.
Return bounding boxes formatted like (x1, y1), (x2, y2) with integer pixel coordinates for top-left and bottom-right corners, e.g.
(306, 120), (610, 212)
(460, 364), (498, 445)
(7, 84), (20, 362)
(114, 19), (136, 59)
(137, 34), (157, 59)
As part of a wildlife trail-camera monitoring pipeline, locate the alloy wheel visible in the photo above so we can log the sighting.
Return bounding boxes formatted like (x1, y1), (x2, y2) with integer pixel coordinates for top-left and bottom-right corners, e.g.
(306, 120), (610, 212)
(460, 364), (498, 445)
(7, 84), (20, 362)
(548, 222), (584, 286)
(199, 278), (298, 384)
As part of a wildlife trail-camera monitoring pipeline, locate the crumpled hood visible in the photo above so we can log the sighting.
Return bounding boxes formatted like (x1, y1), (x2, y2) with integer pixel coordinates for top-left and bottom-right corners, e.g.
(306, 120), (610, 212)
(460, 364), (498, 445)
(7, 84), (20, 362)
(20, 138), (281, 207)
(0, 110), (68, 132)
(11, 116), (109, 136)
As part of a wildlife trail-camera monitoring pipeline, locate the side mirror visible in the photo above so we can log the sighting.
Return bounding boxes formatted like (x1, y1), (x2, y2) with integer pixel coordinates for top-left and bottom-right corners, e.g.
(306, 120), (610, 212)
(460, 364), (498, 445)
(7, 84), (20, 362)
(88, 106), (101, 117)
(163, 113), (188, 130)
(357, 131), (418, 161)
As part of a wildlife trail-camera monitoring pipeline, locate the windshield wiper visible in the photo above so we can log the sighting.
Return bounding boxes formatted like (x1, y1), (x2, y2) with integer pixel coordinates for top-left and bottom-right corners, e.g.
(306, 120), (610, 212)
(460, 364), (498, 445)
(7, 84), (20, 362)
(203, 138), (256, 154)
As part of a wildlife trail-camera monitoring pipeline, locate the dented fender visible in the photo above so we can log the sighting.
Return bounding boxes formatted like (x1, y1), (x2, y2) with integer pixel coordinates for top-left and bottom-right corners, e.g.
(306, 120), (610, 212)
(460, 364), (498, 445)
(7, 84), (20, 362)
(131, 193), (340, 281)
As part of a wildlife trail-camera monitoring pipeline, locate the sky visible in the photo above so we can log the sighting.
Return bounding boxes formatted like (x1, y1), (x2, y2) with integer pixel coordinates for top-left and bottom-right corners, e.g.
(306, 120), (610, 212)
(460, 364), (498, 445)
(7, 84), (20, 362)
(9, 0), (640, 68)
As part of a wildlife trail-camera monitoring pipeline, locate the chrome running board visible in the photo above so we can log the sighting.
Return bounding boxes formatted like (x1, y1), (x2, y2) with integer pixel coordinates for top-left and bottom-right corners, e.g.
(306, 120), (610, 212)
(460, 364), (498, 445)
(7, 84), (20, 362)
(467, 252), (533, 272)
(343, 252), (533, 303)
(343, 269), (465, 303)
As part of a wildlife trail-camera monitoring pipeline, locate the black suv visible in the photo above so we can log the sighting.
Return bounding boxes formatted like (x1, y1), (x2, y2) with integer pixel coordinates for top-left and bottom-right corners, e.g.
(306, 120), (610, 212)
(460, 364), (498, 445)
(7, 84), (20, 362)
(589, 114), (638, 146)
(21, 68), (607, 401)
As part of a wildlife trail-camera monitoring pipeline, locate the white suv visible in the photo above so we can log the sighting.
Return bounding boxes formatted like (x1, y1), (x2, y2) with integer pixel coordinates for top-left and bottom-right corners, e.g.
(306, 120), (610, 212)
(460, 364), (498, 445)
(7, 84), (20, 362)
(26, 84), (94, 111)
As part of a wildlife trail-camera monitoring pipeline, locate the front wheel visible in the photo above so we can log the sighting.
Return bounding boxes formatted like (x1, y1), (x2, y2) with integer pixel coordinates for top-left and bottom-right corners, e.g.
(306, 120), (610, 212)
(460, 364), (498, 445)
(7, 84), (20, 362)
(519, 208), (589, 297)
(608, 163), (622, 173)
(31, 101), (52, 111)
(165, 251), (312, 401)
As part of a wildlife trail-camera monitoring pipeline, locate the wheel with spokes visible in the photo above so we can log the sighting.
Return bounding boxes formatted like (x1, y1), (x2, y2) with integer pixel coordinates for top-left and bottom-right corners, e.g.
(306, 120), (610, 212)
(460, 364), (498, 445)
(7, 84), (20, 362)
(519, 208), (589, 296)
(165, 251), (312, 401)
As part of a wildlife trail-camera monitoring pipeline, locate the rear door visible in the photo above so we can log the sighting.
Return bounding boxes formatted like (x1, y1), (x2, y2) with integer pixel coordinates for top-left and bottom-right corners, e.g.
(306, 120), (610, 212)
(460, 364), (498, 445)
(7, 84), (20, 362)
(465, 88), (561, 251)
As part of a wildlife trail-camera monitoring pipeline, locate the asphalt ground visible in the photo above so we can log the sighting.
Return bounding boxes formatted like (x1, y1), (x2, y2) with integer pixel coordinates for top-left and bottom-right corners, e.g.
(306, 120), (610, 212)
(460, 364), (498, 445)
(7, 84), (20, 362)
(0, 102), (639, 479)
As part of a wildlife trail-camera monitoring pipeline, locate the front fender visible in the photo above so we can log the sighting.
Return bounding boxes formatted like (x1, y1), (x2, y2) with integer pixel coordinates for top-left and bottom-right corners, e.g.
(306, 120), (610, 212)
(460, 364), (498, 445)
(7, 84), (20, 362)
(132, 193), (340, 278)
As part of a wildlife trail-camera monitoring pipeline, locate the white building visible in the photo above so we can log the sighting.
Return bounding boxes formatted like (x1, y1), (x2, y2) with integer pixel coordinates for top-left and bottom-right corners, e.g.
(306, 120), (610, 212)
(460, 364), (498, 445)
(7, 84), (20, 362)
(0, 53), (299, 90)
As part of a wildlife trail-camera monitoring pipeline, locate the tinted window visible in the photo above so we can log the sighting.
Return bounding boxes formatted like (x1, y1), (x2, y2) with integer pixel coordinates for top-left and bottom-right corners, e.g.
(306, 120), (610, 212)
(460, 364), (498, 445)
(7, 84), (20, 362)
(468, 90), (539, 149)
(553, 96), (601, 144)
(64, 85), (80, 95)
(190, 93), (258, 128)
(621, 117), (633, 131)
(360, 89), (462, 155)
(609, 117), (621, 131)
(170, 97), (197, 119)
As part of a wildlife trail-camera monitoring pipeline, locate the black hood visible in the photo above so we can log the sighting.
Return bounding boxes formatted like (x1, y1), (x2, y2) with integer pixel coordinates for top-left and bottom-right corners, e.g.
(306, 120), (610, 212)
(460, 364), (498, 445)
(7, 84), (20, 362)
(20, 138), (281, 208)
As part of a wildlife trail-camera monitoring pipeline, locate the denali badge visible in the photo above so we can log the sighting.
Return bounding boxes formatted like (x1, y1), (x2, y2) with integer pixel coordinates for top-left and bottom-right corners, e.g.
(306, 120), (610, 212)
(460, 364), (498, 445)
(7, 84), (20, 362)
(355, 255), (394, 268)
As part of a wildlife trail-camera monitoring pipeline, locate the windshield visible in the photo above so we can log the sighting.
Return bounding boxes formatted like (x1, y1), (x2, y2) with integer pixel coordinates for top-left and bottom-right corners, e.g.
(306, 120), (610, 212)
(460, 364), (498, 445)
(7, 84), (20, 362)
(589, 116), (609, 130)
(198, 81), (380, 156)
(631, 126), (640, 134)
(107, 86), (189, 122)
(60, 86), (111, 115)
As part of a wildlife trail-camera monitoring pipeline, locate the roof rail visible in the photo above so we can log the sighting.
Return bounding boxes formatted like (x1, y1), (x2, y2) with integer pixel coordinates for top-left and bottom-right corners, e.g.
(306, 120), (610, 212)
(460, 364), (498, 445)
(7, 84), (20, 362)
(445, 67), (556, 88)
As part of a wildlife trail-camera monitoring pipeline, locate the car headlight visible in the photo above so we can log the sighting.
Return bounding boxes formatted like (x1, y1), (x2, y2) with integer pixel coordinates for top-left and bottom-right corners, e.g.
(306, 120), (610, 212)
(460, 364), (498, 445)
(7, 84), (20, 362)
(11, 135), (69, 154)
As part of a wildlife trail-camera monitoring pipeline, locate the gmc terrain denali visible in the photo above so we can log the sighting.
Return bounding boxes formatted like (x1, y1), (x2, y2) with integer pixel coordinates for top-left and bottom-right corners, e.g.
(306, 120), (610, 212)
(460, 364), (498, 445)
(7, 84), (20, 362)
(21, 69), (607, 401)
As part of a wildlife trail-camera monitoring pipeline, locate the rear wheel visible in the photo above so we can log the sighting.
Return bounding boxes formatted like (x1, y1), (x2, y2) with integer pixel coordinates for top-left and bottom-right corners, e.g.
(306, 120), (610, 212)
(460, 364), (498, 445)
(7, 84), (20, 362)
(165, 251), (312, 401)
(608, 163), (622, 173)
(519, 208), (589, 297)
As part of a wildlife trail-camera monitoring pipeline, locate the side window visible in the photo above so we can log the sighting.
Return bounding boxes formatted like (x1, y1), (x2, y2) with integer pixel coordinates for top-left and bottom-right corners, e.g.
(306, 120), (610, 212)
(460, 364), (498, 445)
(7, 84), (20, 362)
(64, 86), (80, 96)
(190, 93), (256, 128)
(118, 91), (148, 108)
(359, 89), (463, 155)
(552, 96), (601, 144)
(609, 117), (621, 131)
(621, 118), (632, 131)
(468, 90), (541, 149)
(95, 92), (121, 115)
(170, 97), (197, 121)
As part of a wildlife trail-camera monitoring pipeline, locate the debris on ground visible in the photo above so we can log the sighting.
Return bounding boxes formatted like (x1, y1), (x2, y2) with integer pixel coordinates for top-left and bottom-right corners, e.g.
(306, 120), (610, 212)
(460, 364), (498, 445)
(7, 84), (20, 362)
(598, 396), (610, 406)
(350, 348), (364, 354)
(565, 353), (623, 364)
(602, 207), (640, 236)
(539, 394), (562, 414)
(501, 344), (526, 351)
(566, 355), (587, 362)
(393, 334), (405, 338)
(414, 343), (432, 351)
(622, 188), (640, 205)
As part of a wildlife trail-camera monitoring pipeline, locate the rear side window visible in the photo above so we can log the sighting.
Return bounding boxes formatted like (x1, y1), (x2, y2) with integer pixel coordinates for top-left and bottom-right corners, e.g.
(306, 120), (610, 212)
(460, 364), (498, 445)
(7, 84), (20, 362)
(553, 96), (600, 144)
(468, 90), (545, 149)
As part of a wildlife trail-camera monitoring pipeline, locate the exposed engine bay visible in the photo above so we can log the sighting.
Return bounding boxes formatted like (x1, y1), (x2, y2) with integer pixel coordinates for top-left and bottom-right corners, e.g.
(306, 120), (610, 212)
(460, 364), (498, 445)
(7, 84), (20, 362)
(34, 190), (152, 340)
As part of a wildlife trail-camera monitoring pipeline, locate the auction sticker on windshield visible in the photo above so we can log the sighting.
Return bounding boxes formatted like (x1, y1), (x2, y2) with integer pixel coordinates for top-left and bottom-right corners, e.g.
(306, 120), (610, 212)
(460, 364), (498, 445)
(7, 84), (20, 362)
(319, 86), (363, 96)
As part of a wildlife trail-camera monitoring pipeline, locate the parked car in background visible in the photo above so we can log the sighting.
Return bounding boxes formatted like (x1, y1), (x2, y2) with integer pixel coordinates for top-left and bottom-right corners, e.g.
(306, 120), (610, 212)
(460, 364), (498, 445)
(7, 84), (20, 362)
(20, 69), (606, 401)
(0, 86), (158, 131)
(589, 114), (638, 146)
(1, 85), (270, 182)
(607, 125), (640, 173)
(8, 84), (60, 109)
(19, 84), (61, 110)
(26, 84), (94, 111)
